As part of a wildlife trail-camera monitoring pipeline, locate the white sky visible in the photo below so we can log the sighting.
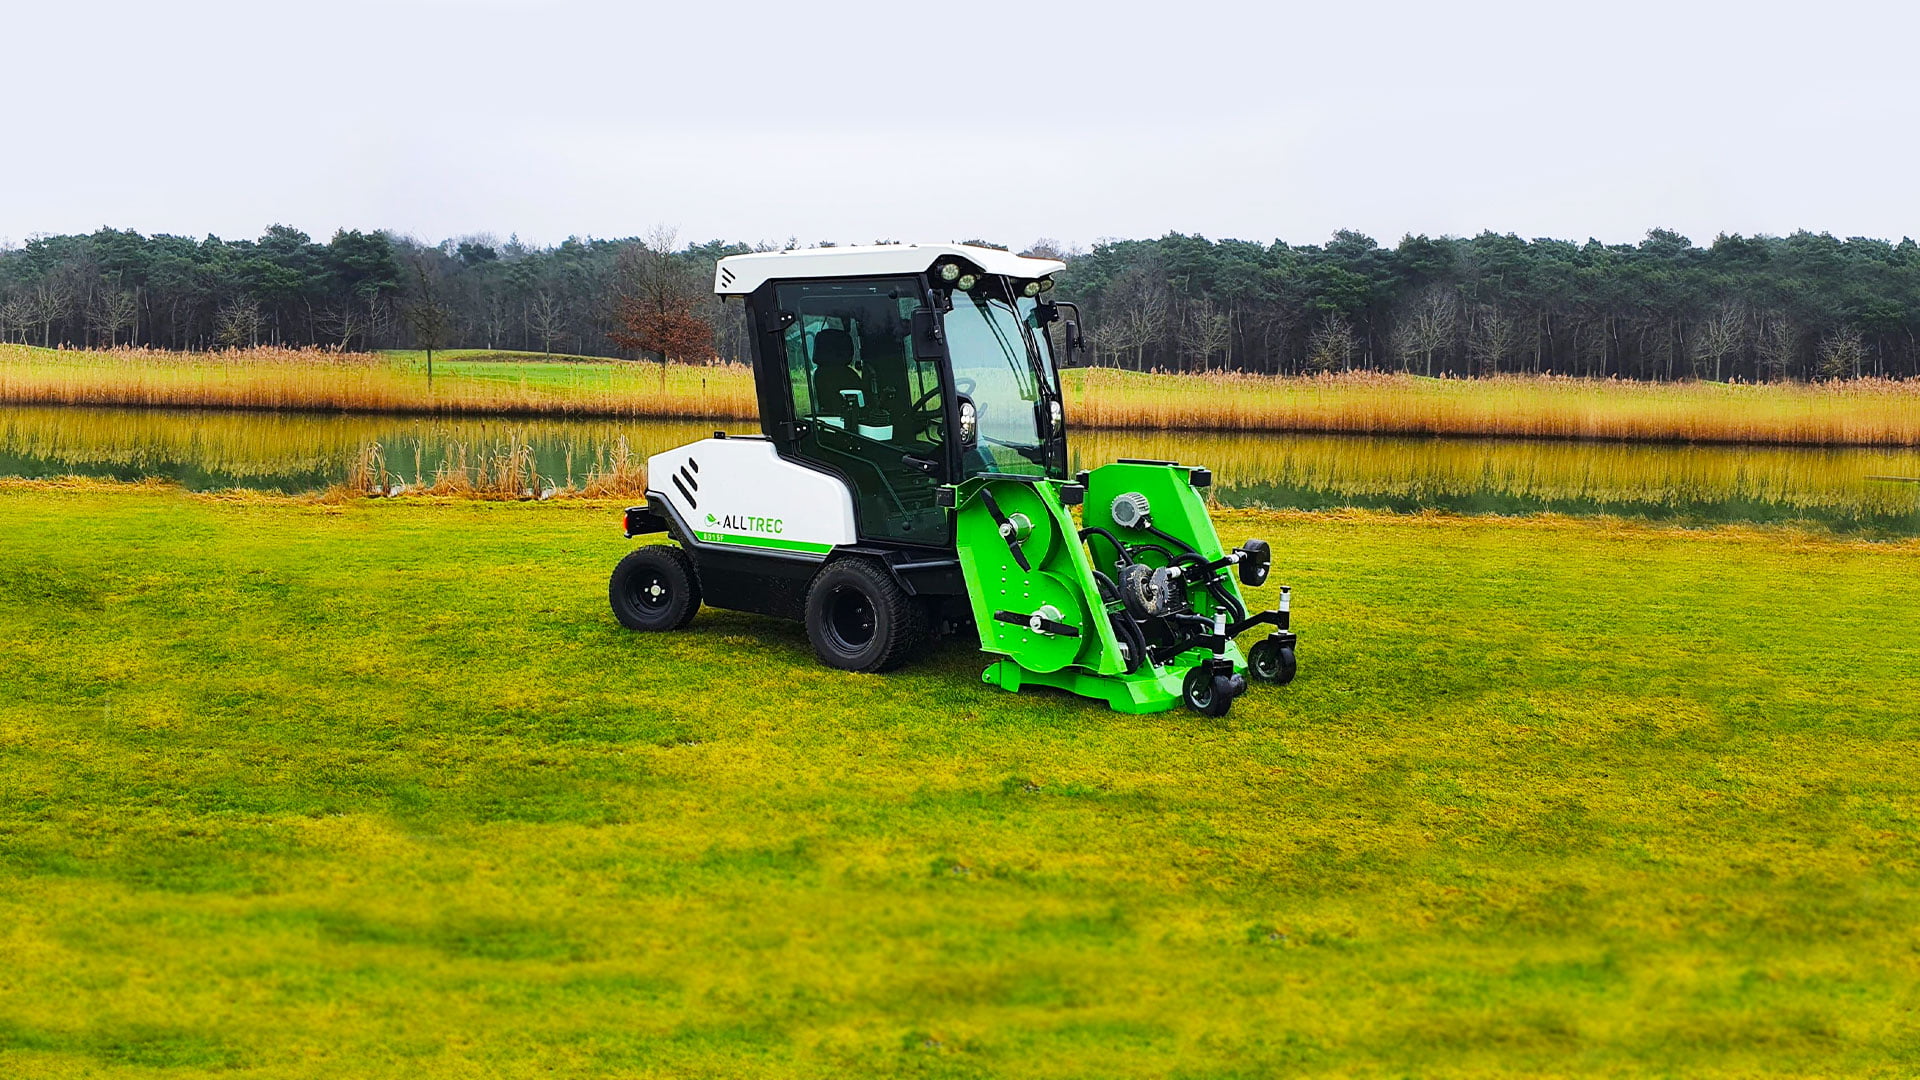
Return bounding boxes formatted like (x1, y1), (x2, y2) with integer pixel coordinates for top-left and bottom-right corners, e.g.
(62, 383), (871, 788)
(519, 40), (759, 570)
(4, 0), (1917, 251)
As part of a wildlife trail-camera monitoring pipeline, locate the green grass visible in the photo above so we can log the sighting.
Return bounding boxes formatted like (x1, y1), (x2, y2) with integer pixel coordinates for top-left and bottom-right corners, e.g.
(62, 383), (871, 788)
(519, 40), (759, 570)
(382, 348), (630, 365)
(2, 482), (1917, 1077)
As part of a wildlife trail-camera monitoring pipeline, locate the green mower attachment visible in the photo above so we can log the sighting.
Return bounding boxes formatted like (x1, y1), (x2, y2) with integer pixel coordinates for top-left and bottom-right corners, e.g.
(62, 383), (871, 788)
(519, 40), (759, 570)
(951, 461), (1296, 717)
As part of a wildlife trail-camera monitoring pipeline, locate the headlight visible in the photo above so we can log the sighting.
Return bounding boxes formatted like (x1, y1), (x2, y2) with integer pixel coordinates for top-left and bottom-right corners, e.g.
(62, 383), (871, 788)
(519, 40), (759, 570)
(957, 274), (977, 291)
(959, 400), (978, 445)
(1022, 281), (1042, 297)
(939, 262), (961, 282)
(1049, 400), (1063, 433)
(1039, 278), (1055, 292)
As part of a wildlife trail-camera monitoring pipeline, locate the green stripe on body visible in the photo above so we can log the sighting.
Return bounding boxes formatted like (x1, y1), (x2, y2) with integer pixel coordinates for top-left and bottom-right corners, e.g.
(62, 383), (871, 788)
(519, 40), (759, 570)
(694, 530), (831, 556)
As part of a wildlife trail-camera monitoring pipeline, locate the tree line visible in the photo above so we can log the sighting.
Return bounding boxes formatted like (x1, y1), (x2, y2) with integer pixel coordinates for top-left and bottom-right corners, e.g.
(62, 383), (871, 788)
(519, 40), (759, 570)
(5, 225), (1919, 381)
(0, 225), (749, 365)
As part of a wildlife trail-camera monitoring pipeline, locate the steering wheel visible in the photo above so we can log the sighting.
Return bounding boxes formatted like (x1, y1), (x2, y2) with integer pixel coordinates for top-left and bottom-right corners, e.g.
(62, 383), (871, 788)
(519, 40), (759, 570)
(912, 377), (975, 413)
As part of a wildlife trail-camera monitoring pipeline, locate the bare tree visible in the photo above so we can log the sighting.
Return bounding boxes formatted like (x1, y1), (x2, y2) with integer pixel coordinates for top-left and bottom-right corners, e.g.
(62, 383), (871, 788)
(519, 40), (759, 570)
(1690, 301), (1746, 381)
(88, 289), (139, 347)
(402, 252), (455, 377)
(608, 226), (712, 369)
(1467, 304), (1522, 376)
(315, 303), (364, 350)
(30, 283), (69, 347)
(1755, 313), (1798, 381)
(0, 294), (32, 343)
(528, 291), (567, 355)
(478, 290), (510, 350)
(1391, 286), (1459, 375)
(1816, 328), (1865, 380)
(1099, 265), (1171, 369)
(1248, 301), (1302, 374)
(1178, 297), (1233, 371)
(1304, 312), (1358, 373)
(216, 298), (265, 347)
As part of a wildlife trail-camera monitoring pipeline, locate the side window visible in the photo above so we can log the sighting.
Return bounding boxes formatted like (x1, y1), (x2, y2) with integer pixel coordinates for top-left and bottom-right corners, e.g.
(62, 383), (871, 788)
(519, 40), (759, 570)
(783, 319), (813, 417)
(771, 276), (949, 544)
(772, 279), (941, 452)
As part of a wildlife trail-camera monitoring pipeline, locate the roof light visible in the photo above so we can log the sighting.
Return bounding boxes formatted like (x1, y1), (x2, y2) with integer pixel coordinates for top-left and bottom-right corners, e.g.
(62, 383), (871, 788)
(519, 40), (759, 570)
(1039, 278), (1055, 292)
(939, 262), (961, 282)
(957, 274), (977, 290)
(1022, 281), (1042, 297)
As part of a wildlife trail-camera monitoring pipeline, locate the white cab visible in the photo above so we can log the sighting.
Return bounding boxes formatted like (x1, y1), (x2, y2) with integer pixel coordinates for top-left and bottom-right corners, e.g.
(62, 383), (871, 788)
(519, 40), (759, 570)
(648, 438), (856, 559)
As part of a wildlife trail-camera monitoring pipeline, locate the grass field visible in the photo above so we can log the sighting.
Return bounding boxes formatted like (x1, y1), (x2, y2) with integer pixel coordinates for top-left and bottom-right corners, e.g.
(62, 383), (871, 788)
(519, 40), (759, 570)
(2, 481), (1916, 1077)
(7, 344), (1920, 445)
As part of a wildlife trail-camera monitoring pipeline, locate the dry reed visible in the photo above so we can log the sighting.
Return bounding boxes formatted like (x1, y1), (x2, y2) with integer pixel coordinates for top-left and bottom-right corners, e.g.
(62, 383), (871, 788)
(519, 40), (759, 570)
(326, 432), (649, 502)
(0, 344), (758, 420)
(1063, 368), (1920, 447)
(9, 344), (1920, 447)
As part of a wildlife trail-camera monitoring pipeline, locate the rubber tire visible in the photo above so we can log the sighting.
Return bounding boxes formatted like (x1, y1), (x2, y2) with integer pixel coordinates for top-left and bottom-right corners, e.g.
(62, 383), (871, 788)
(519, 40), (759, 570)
(804, 558), (924, 673)
(1248, 638), (1297, 685)
(1183, 667), (1235, 718)
(610, 545), (701, 631)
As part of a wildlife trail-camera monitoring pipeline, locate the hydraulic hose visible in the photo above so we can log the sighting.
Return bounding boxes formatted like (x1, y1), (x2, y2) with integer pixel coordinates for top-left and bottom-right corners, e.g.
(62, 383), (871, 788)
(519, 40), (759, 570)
(1079, 527), (1135, 569)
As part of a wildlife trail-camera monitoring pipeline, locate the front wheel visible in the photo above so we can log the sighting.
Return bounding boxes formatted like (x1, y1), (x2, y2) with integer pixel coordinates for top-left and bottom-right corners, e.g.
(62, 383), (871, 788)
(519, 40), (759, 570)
(1247, 638), (1296, 684)
(1182, 667), (1235, 718)
(804, 558), (924, 673)
(610, 545), (701, 631)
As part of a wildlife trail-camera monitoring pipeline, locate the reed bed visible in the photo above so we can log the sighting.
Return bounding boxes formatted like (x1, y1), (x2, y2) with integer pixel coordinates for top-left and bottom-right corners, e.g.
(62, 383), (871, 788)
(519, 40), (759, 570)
(326, 433), (650, 501)
(0, 405), (683, 501)
(1063, 368), (1920, 447)
(0, 344), (758, 420)
(9, 344), (1920, 446)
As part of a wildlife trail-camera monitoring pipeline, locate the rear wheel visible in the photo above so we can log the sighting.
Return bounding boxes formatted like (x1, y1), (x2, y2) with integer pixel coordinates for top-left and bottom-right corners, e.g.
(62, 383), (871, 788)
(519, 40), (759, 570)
(610, 545), (701, 631)
(805, 558), (923, 672)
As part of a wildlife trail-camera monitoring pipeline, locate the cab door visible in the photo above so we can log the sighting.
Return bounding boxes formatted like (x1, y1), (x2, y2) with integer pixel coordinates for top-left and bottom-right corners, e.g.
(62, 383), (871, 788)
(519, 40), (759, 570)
(758, 276), (951, 546)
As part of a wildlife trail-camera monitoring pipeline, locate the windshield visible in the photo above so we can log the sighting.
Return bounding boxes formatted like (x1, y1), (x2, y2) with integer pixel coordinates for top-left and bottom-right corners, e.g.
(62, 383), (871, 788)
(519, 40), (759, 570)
(1017, 295), (1060, 394)
(945, 279), (1050, 477)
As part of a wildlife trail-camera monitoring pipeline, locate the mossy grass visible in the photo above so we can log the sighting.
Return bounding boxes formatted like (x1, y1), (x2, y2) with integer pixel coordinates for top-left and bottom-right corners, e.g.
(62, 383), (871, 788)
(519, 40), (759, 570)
(2, 480), (1917, 1076)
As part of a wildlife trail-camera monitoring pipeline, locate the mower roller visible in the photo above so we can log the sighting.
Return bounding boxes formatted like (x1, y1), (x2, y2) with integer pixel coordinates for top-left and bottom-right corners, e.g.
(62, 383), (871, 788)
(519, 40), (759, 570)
(610, 243), (1297, 717)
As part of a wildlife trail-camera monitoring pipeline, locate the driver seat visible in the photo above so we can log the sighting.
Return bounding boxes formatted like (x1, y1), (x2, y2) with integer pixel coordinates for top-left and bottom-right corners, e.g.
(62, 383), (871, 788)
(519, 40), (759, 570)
(810, 329), (863, 417)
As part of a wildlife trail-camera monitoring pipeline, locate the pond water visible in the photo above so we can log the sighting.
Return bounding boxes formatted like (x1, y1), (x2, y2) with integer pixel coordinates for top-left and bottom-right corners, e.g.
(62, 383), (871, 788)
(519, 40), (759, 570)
(4, 405), (1919, 533)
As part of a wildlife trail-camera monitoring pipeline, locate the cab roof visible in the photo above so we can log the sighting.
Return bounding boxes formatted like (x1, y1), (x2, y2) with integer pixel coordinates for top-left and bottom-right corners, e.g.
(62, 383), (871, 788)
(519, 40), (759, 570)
(713, 243), (1067, 296)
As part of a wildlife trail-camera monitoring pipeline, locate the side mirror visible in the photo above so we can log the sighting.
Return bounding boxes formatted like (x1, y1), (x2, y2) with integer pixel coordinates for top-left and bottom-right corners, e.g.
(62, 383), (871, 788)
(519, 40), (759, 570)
(911, 307), (945, 360)
(1062, 320), (1085, 366)
(957, 396), (978, 448)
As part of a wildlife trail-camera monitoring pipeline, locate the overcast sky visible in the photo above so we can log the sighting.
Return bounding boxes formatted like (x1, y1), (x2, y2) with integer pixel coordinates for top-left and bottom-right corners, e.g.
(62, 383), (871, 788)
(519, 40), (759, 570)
(5, 0), (1916, 251)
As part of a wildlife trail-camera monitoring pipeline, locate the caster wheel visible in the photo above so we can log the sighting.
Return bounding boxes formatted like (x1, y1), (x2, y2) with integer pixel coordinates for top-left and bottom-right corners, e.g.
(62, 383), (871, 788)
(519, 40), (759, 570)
(1182, 667), (1235, 718)
(1247, 638), (1296, 685)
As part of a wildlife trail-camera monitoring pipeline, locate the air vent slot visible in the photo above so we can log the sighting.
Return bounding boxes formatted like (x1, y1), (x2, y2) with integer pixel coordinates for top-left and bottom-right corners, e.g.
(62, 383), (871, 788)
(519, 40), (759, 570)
(687, 457), (700, 473)
(677, 465), (698, 491)
(671, 474), (697, 508)
(718, 267), (735, 287)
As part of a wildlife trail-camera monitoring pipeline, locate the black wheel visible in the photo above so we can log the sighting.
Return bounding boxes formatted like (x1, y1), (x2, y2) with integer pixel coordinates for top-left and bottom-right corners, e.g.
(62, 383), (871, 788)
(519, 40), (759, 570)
(1182, 667), (1235, 718)
(609, 545), (700, 631)
(804, 558), (924, 673)
(1247, 638), (1297, 685)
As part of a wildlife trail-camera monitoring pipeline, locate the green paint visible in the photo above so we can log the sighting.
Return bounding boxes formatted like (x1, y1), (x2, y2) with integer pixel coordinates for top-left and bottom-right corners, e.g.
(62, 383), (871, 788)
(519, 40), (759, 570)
(693, 529), (831, 555)
(952, 466), (1252, 713)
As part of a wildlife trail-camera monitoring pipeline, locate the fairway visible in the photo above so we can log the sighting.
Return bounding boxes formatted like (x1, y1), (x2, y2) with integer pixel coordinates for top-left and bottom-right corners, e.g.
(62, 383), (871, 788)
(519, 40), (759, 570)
(2, 483), (1917, 1077)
